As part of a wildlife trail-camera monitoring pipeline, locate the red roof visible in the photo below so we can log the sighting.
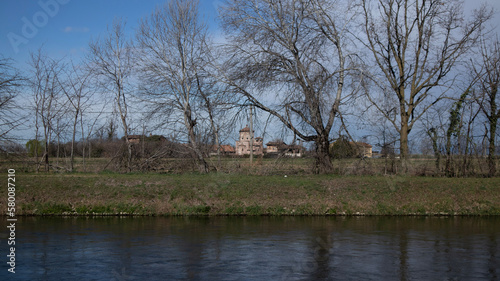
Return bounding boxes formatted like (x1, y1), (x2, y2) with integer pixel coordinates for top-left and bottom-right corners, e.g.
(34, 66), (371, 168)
(266, 141), (286, 146)
(213, 145), (235, 153)
(239, 126), (251, 132)
(350, 141), (372, 148)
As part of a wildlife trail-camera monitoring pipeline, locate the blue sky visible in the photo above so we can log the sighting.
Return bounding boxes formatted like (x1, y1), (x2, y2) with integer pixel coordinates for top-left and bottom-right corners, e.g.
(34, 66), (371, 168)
(0, 0), (222, 67)
(1, 0), (499, 69)
(0, 0), (225, 142)
(1, 0), (500, 145)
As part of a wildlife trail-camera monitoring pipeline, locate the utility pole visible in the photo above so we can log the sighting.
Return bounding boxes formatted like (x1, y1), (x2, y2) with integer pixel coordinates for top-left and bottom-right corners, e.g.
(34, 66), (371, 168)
(141, 124), (146, 160)
(249, 104), (254, 165)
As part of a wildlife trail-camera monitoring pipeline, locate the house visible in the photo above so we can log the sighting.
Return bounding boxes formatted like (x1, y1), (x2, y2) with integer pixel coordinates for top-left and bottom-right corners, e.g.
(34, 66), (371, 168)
(235, 126), (264, 155)
(330, 137), (374, 159)
(266, 141), (286, 154)
(283, 144), (305, 157)
(266, 140), (305, 157)
(126, 135), (142, 144)
(351, 142), (373, 158)
(210, 144), (236, 156)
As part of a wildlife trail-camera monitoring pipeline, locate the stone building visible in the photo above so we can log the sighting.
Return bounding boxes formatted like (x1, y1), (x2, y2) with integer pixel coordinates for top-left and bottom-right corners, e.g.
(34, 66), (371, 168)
(235, 126), (263, 156)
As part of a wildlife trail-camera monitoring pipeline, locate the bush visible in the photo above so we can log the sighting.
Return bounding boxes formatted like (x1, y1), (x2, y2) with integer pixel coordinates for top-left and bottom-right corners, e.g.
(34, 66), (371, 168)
(26, 139), (44, 157)
(330, 136), (356, 159)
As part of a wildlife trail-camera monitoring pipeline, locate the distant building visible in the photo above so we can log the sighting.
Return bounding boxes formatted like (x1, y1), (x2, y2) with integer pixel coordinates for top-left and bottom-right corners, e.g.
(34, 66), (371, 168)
(210, 144), (236, 156)
(283, 143), (305, 157)
(351, 142), (373, 158)
(266, 141), (286, 154)
(330, 137), (373, 159)
(235, 126), (263, 156)
(127, 135), (142, 144)
(266, 140), (304, 157)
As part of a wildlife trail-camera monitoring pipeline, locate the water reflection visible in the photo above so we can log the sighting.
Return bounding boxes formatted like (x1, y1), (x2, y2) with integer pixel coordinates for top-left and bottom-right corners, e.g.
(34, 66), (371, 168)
(3, 216), (499, 280)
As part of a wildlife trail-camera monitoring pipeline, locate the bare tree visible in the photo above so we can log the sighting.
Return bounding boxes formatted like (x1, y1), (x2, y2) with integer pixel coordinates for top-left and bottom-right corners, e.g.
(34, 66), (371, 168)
(360, 0), (492, 169)
(218, 0), (359, 173)
(196, 74), (233, 170)
(0, 56), (24, 142)
(58, 62), (95, 171)
(474, 37), (500, 177)
(444, 85), (472, 176)
(29, 48), (66, 172)
(136, 0), (212, 173)
(88, 19), (135, 172)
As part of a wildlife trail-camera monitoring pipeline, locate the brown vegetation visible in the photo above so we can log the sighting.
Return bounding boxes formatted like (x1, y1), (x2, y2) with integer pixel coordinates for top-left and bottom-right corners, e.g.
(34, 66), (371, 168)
(1, 172), (498, 216)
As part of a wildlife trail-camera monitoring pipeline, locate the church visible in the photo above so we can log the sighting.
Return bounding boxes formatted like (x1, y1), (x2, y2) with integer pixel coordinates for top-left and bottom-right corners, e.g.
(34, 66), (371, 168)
(235, 125), (263, 156)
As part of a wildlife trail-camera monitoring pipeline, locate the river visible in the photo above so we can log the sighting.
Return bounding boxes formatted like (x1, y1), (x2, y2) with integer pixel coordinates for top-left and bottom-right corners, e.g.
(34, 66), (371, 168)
(2, 216), (499, 280)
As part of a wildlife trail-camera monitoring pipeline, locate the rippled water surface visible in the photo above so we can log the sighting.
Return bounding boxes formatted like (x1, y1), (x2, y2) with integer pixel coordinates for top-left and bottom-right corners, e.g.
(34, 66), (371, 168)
(2, 216), (499, 280)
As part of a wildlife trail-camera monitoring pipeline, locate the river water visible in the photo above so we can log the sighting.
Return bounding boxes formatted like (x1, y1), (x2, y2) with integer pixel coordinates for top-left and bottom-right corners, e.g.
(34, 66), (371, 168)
(2, 216), (499, 280)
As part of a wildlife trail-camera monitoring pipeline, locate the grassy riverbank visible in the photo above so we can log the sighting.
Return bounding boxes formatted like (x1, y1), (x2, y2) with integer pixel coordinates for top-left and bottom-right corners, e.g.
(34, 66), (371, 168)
(2, 172), (500, 216)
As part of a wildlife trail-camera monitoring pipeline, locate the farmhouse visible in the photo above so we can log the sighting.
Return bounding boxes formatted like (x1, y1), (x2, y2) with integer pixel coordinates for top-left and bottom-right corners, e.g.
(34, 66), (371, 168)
(266, 141), (286, 154)
(127, 135), (142, 144)
(351, 141), (373, 158)
(210, 144), (236, 156)
(266, 140), (305, 157)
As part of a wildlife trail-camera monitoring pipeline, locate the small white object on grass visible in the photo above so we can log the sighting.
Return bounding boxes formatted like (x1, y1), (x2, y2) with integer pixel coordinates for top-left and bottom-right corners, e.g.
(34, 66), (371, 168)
(284, 175), (287, 178)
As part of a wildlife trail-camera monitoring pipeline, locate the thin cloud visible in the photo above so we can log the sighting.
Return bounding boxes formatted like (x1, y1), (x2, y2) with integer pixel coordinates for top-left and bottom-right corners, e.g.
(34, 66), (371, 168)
(63, 26), (90, 33)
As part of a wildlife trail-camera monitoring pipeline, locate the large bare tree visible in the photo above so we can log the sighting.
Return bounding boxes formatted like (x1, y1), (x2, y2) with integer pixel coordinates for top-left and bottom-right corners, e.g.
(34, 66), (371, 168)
(136, 0), (212, 173)
(88, 19), (135, 172)
(360, 0), (491, 167)
(58, 62), (94, 171)
(474, 37), (500, 177)
(218, 0), (358, 173)
(29, 49), (66, 172)
(0, 56), (24, 141)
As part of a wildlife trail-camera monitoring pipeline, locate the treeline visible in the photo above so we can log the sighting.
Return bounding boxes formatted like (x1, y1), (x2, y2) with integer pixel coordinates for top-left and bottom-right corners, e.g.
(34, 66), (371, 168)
(20, 135), (209, 172)
(0, 0), (499, 176)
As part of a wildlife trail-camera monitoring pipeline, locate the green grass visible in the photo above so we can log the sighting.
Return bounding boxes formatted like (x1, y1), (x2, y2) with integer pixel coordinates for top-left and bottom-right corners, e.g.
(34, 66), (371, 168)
(1, 172), (500, 216)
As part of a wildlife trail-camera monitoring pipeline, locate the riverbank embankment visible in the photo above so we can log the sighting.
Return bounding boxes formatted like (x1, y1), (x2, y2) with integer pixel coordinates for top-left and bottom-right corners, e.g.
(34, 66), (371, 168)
(2, 173), (500, 216)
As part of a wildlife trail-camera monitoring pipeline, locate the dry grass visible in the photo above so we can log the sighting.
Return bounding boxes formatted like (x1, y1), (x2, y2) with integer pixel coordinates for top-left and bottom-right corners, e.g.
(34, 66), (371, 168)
(1, 172), (499, 216)
(2, 154), (498, 177)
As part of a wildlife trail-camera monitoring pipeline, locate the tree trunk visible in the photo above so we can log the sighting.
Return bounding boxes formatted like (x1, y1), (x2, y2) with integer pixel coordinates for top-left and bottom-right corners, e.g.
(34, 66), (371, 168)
(427, 128), (440, 176)
(119, 108), (132, 173)
(214, 126), (221, 170)
(70, 109), (79, 172)
(188, 127), (209, 173)
(43, 125), (50, 172)
(463, 119), (472, 177)
(445, 135), (453, 177)
(489, 118), (497, 177)
(314, 133), (333, 174)
(44, 140), (49, 172)
(184, 105), (209, 174)
(399, 116), (410, 173)
(81, 116), (86, 172)
(249, 105), (254, 165)
(117, 95), (131, 172)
